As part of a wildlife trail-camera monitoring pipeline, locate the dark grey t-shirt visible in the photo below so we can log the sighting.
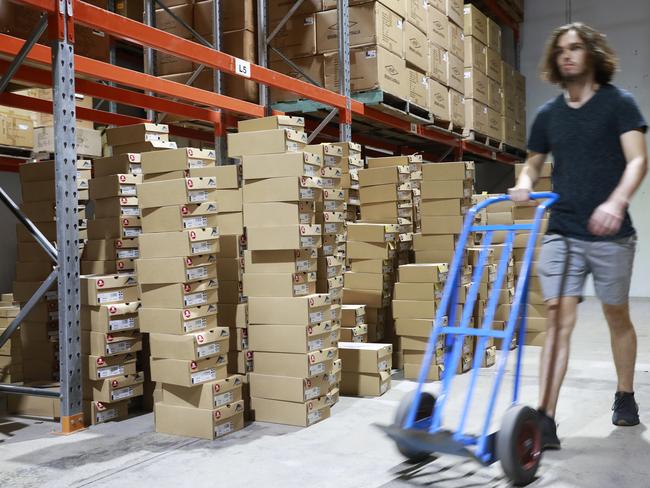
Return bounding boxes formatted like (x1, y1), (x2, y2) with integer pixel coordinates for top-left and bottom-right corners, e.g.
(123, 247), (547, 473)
(528, 84), (647, 240)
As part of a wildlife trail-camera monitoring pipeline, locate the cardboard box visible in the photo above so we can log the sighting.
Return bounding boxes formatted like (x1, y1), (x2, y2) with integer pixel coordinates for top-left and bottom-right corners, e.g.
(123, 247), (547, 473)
(428, 78), (450, 121)
(246, 225), (321, 250)
(149, 327), (229, 361)
(161, 375), (243, 409)
(464, 36), (487, 73)
(140, 203), (218, 233)
(227, 129), (307, 158)
(398, 263), (448, 282)
(427, 6), (448, 50)
(249, 372), (335, 403)
(81, 302), (140, 333)
(447, 53), (464, 93)
(249, 322), (338, 353)
(216, 189), (243, 213)
(140, 279), (218, 309)
(340, 324), (368, 342)
(243, 202), (315, 228)
(150, 355), (228, 387)
(449, 89), (465, 127)
(84, 238), (139, 262)
(270, 14), (317, 60)
(403, 361), (443, 381)
(463, 4), (487, 44)
(81, 275), (138, 306)
(84, 400), (129, 425)
(92, 197), (139, 219)
(407, 69), (428, 109)
(87, 217), (141, 240)
(422, 161), (474, 180)
(243, 176), (321, 204)
(244, 249), (317, 274)
(33, 126), (102, 157)
(394, 281), (443, 301)
(217, 303), (248, 328)
(395, 317), (444, 337)
(220, 0), (256, 31)
(487, 107), (502, 141)
(155, 401), (244, 439)
(136, 255), (217, 285)
(347, 222), (399, 243)
(243, 272), (317, 297)
(464, 68), (488, 105)
(465, 99), (489, 135)
(86, 372), (144, 403)
(81, 330), (142, 357)
(488, 77), (501, 111)
(341, 371), (390, 396)
(242, 151), (320, 180)
(344, 272), (392, 292)
(448, 21), (464, 60)
(487, 17), (501, 51)
(392, 299), (437, 319)
(421, 179), (472, 199)
(270, 56), (324, 102)
(218, 212), (244, 236)
(486, 47), (501, 82)
(316, 3), (403, 57)
(346, 241), (395, 260)
(106, 123), (169, 147)
(138, 228), (220, 258)
(89, 174), (142, 200)
(254, 348), (338, 378)
(428, 44), (448, 85)
(139, 148), (216, 175)
(248, 294), (330, 325)
(407, 0), (427, 33)
(358, 165), (410, 187)
(404, 22), (428, 72)
(420, 198), (470, 216)
(250, 396), (331, 427)
(139, 304), (218, 335)
(339, 342), (392, 373)
(137, 177), (217, 209)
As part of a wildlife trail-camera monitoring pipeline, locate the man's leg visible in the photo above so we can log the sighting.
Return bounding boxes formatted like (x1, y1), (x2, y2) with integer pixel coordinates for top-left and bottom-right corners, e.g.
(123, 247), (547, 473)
(538, 296), (580, 418)
(602, 302), (636, 393)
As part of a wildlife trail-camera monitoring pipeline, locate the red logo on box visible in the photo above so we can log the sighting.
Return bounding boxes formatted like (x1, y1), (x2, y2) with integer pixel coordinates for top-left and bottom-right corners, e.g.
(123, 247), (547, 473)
(300, 226), (306, 235)
(116, 240), (123, 248)
(109, 306), (117, 314)
(197, 335), (205, 344)
(184, 284), (191, 292)
(308, 326), (313, 335)
(107, 334), (114, 341)
(111, 380), (118, 388)
(187, 179), (194, 188)
(123, 219), (129, 226)
(214, 410), (221, 420)
(97, 357), (105, 366)
(190, 231), (196, 240)
(121, 197), (127, 205)
(213, 383), (221, 393)
(309, 354), (316, 364)
(190, 361), (198, 370)
(186, 258), (193, 266)
(187, 148), (194, 156)
(183, 309), (191, 318)
(181, 206), (189, 215)
(119, 175), (126, 182)
(128, 154), (136, 162)
(97, 279), (105, 288)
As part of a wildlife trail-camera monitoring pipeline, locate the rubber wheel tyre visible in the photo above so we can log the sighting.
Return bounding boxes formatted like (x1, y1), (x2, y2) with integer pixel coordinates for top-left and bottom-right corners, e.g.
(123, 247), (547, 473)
(497, 405), (542, 486)
(393, 391), (436, 463)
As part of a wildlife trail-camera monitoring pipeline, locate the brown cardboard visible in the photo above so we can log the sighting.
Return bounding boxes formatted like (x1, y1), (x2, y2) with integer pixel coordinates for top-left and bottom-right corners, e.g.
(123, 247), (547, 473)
(140, 148), (216, 175)
(81, 330), (142, 357)
(243, 202), (315, 228)
(449, 89), (465, 127)
(149, 327), (229, 361)
(242, 151), (320, 180)
(87, 217), (141, 240)
(106, 123), (169, 146)
(487, 107), (502, 140)
(423, 160), (475, 180)
(398, 263), (448, 282)
(464, 68), (489, 105)
(140, 203), (218, 234)
(465, 99), (490, 134)
(217, 212), (244, 236)
(247, 225), (321, 250)
(346, 241), (395, 260)
(447, 53), (464, 93)
(150, 355), (228, 387)
(243, 176), (321, 203)
(428, 43), (448, 85)
(137, 177), (217, 209)
(81, 302), (140, 333)
(154, 401), (244, 439)
(344, 272), (392, 292)
(316, 3), (404, 57)
(139, 304), (218, 335)
(243, 272), (317, 297)
(395, 317), (444, 337)
(220, 0), (256, 31)
(138, 228), (219, 258)
(85, 372), (144, 402)
(227, 129), (307, 158)
(270, 56), (325, 102)
(394, 281), (443, 301)
(249, 372), (334, 403)
(463, 4), (487, 44)
(245, 249), (316, 274)
(140, 279), (218, 309)
(338, 342), (392, 373)
(33, 126), (102, 157)
(250, 396), (331, 427)
(340, 324), (368, 342)
(407, 69), (429, 108)
(89, 174), (142, 200)
(487, 17), (501, 51)
(464, 36), (487, 73)
(249, 322), (338, 353)
(421, 179), (473, 199)
(358, 165), (410, 187)
(392, 299), (437, 319)
(485, 46), (501, 82)
(253, 347), (338, 378)
(407, 0), (427, 33)
(341, 371), (390, 396)
(217, 303), (248, 328)
(216, 257), (245, 282)
(428, 78), (450, 121)
(84, 400), (129, 425)
(92, 197), (139, 219)
(270, 14), (317, 60)
(427, 6), (448, 50)
(488, 77), (501, 111)
(136, 255), (217, 285)
(348, 222), (399, 242)
(420, 198), (470, 216)
(81, 275), (138, 306)
(249, 294), (330, 325)
(404, 22), (428, 72)
(448, 21), (464, 59)
(161, 375), (244, 409)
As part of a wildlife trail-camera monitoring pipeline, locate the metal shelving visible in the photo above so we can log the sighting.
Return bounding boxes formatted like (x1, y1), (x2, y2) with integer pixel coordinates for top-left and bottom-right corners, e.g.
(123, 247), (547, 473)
(0, 0), (524, 433)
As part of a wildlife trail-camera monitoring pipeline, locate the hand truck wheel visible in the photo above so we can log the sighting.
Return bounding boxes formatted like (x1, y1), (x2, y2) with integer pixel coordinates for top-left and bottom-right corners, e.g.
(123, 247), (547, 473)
(497, 405), (542, 486)
(393, 390), (436, 463)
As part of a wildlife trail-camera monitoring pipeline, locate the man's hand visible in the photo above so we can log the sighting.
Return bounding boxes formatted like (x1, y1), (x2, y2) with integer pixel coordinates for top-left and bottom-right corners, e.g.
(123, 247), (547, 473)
(588, 199), (627, 236)
(508, 187), (531, 202)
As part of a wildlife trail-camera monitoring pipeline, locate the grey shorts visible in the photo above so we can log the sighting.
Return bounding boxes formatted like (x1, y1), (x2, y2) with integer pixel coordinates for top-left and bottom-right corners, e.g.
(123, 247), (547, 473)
(537, 233), (637, 305)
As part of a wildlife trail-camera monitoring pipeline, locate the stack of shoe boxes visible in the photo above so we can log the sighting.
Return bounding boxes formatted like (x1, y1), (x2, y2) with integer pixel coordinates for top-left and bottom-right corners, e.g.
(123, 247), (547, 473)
(13, 159), (91, 385)
(393, 263), (452, 381)
(333, 142), (363, 223)
(231, 116), (339, 427)
(339, 342), (392, 396)
(340, 304), (368, 343)
(344, 223), (400, 344)
(0, 294), (21, 384)
(81, 274), (143, 425)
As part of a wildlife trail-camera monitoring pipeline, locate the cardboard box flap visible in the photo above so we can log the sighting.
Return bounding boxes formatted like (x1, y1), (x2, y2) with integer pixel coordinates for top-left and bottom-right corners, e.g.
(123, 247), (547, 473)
(82, 274), (137, 290)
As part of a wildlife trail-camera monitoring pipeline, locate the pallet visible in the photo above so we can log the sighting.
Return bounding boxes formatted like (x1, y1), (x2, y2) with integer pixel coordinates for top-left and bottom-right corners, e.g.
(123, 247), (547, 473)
(0, 144), (33, 159)
(499, 141), (527, 158)
(426, 117), (464, 136)
(463, 130), (501, 149)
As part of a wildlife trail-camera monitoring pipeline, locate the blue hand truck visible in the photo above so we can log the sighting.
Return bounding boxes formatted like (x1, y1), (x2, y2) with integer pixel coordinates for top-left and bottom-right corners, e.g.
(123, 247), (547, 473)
(381, 192), (559, 486)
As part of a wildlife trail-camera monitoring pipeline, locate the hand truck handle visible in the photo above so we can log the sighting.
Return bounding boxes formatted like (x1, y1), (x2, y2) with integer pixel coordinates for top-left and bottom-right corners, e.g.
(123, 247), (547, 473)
(471, 192), (559, 214)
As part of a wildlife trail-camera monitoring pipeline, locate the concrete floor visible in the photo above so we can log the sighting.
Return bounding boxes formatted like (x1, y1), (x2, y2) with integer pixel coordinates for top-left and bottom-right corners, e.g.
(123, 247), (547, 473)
(0, 297), (648, 488)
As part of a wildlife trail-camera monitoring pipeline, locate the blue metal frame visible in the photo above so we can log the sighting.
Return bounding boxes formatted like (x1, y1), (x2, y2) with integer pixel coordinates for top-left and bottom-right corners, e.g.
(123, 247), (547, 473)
(401, 192), (559, 464)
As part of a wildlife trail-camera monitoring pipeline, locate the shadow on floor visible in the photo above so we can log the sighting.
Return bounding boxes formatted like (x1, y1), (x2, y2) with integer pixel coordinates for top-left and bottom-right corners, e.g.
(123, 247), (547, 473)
(0, 418), (31, 442)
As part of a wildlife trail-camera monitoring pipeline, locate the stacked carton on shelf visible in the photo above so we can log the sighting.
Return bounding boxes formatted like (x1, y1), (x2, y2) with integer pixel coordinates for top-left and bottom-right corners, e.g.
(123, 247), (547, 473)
(340, 305), (368, 343)
(339, 342), (392, 396)
(233, 115), (340, 427)
(0, 294), (21, 384)
(333, 142), (363, 223)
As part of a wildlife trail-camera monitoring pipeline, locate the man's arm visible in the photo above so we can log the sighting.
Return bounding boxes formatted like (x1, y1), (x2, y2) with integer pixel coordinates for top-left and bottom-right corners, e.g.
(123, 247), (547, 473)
(508, 151), (548, 201)
(588, 130), (648, 236)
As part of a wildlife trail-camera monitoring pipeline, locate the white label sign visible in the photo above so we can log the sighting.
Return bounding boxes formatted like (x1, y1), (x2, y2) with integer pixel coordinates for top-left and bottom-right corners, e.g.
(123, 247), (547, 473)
(307, 410), (322, 425)
(106, 341), (132, 355)
(97, 291), (124, 304)
(191, 241), (211, 254)
(97, 365), (125, 379)
(119, 185), (137, 196)
(308, 339), (324, 351)
(184, 292), (208, 307)
(109, 317), (135, 332)
(215, 421), (234, 437)
(122, 207), (140, 216)
(309, 363), (325, 376)
(183, 216), (209, 229)
(188, 158), (206, 168)
(309, 311), (324, 324)
(304, 387), (321, 401)
(189, 190), (209, 203)
(214, 391), (234, 407)
(96, 408), (119, 423)
(117, 249), (139, 259)
(111, 386), (134, 401)
(184, 317), (208, 333)
(192, 368), (217, 385)
(196, 342), (220, 358)
(187, 266), (209, 281)
(235, 57), (251, 78)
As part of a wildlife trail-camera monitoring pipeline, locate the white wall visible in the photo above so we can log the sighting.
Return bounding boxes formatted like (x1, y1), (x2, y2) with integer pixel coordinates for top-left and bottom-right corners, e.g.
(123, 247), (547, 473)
(0, 172), (20, 293)
(521, 0), (650, 298)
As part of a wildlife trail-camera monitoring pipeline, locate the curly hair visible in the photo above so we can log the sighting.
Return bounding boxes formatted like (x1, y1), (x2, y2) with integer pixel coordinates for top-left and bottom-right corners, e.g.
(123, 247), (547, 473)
(540, 22), (618, 86)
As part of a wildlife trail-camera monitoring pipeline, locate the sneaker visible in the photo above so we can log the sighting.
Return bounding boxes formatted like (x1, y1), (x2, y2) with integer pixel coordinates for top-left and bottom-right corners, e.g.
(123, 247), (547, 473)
(612, 392), (640, 426)
(538, 409), (561, 451)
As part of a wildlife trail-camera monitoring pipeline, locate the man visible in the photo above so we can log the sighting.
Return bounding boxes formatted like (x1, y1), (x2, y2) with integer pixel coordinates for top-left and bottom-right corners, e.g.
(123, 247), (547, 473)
(509, 23), (648, 450)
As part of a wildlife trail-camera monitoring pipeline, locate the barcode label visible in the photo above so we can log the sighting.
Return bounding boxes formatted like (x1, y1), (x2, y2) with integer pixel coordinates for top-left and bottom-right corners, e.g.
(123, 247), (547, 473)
(109, 317), (136, 332)
(304, 387), (321, 400)
(215, 421), (234, 437)
(97, 365), (125, 379)
(299, 188), (316, 200)
(96, 407), (119, 423)
(119, 185), (137, 196)
(300, 237), (318, 248)
(308, 339), (324, 352)
(303, 164), (317, 177)
(324, 201), (338, 211)
(299, 213), (313, 224)
(214, 391), (233, 407)
(378, 360), (389, 371)
(380, 382), (389, 394)
(184, 317), (207, 333)
(123, 228), (141, 238)
(106, 341), (132, 355)
(122, 207), (140, 216)
(309, 363), (325, 376)
(188, 158), (206, 168)
(97, 291), (124, 304)
(187, 266), (209, 281)
(322, 244), (334, 255)
(189, 190), (209, 203)
(117, 249), (139, 259)
(196, 342), (220, 358)
(183, 216), (208, 229)
(295, 259), (311, 272)
(144, 133), (163, 142)
(111, 386), (134, 401)
(191, 241), (211, 254)
(191, 368), (216, 384)
(286, 142), (300, 152)
(293, 284), (309, 296)
(324, 223), (338, 234)
(184, 292), (208, 306)
(307, 410), (322, 425)
(309, 311), (324, 323)
(353, 335), (364, 343)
